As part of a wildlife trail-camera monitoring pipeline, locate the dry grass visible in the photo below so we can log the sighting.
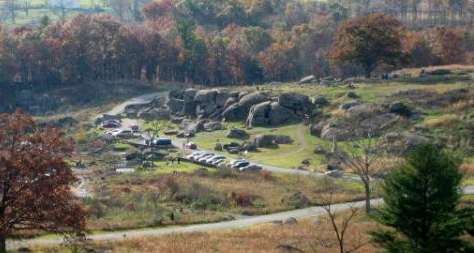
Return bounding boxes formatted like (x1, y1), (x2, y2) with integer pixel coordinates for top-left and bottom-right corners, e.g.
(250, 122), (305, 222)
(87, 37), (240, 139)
(393, 64), (474, 76)
(446, 99), (474, 112)
(36, 213), (379, 253)
(423, 115), (460, 128)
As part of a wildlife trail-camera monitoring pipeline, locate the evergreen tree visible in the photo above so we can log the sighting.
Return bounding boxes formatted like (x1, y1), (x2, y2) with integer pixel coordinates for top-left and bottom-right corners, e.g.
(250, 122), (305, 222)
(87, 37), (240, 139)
(371, 143), (474, 253)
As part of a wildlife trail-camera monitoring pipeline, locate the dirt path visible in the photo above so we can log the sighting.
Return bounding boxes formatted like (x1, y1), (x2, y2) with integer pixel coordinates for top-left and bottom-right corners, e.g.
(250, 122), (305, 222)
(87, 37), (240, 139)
(272, 123), (308, 159)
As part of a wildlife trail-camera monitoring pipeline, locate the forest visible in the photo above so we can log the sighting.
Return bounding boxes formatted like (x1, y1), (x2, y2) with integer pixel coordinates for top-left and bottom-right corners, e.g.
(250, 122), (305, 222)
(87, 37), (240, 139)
(1, 0), (474, 88)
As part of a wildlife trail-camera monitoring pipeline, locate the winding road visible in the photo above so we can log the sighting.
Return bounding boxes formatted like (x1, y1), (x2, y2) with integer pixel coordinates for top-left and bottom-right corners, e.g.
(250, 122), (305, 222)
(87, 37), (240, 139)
(7, 92), (474, 249)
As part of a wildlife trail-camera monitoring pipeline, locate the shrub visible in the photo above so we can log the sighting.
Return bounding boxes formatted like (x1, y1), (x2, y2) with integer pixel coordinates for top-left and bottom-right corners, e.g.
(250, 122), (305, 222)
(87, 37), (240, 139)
(173, 183), (225, 210)
(156, 176), (180, 197)
(227, 192), (259, 207)
(260, 171), (275, 181)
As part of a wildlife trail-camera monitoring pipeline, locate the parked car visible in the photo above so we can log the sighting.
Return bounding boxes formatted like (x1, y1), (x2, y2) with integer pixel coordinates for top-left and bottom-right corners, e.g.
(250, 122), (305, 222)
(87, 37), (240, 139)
(102, 120), (120, 128)
(152, 138), (172, 146)
(324, 170), (343, 178)
(212, 158), (226, 165)
(197, 153), (215, 162)
(232, 161), (250, 169)
(106, 129), (121, 135)
(187, 151), (204, 160)
(240, 164), (262, 171)
(130, 125), (139, 131)
(192, 152), (213, 161)
(205, 155), (226, 164)
(112, 129), (133, 138)
(226, 159), (247, 168)
(185, 142), (197, 149)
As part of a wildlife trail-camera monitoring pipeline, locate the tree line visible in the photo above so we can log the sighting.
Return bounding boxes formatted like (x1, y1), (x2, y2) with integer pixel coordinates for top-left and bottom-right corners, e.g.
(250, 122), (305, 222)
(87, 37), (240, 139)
(1, 0), (474, 89)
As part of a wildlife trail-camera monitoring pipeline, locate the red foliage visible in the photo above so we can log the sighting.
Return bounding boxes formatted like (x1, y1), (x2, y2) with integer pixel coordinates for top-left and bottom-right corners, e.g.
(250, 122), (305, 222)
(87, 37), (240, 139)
(0, 110), (87, 251)
(227, 192), (256, 207)
(329, 13), (405, 77)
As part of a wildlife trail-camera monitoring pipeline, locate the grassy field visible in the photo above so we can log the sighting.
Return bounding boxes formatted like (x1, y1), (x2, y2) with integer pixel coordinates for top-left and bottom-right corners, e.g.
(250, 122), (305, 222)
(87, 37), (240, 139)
(81, 164), (367, 231)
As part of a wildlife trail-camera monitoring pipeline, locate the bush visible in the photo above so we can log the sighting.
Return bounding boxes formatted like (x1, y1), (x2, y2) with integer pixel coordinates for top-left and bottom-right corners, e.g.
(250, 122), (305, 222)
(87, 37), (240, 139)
(173, 183), (225, 210)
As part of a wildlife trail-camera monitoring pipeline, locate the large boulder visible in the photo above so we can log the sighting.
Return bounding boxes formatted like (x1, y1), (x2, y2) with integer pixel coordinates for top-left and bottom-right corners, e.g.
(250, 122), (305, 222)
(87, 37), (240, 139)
(181, 119), (206, 133)
(183, 89), (197, 102)
(278, 93), (311, 114)
(169, 98), (185, 115)
(194, 89), (218, 104)
(246, 102), (299, 127)
(196, 104), (218, 118)
(268, 102), (300, 126)
(274, 135), (293, 144)
(222, 103), (248, 121)
(253, 135), (277, 148)
(389, 102), (412, 116)
(223, 92), (268, 121)
(169, 89), (184, 99)
(239, 92), (268, 109)
(385, 132), (431, 148)
(216, 92), (230, 107)
(313, 97), (330, 107)
(204, 121), (226, 131)
(227, 128), (249, 139)
(246, 101), (271, 127)
(139, 108), (170, 121)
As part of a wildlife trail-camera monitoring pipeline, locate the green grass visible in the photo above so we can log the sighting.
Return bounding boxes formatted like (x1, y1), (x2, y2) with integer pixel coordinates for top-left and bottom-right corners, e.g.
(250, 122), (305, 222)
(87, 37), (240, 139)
(462, 177), (474, 186)
(113, 142), (134, 152)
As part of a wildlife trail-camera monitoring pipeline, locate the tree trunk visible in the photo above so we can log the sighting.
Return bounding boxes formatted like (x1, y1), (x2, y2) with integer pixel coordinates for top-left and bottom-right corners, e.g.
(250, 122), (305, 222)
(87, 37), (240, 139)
(364, 181), (371, 213)
(0, 235), (6, 253)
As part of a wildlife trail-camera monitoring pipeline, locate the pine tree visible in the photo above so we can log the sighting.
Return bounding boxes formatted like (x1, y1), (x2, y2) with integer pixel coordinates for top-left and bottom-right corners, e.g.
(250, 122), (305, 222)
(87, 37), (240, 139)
(371, 143), (474, 253)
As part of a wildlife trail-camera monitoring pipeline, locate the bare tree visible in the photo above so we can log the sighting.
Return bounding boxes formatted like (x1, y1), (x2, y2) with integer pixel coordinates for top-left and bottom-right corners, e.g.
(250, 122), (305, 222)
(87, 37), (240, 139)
(313, 187), (364, 253)
(343, 129), (388, 214)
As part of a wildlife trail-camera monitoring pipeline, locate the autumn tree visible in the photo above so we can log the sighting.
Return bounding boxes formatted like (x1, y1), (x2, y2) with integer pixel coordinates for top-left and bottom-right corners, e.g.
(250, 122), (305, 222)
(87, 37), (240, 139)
(0, 110), (87, 253)
(329, 14), (405, 78)
(402, 31), (435, 67)
(426, 26), (466, 65)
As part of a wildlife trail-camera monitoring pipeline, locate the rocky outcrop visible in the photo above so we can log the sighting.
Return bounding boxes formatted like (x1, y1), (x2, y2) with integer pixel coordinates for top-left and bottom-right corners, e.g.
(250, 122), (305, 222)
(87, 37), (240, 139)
(252, 134), (293, 148)
(254, 134), (277, 148)
(168, 89), (318, 127)
(223, 92), (269, 121)
(278, 92), (312, 117)
(384, 131), (431, 154)
(138, 108), (170, 121)
(246, 101), (302, 127)
(312, 102), (403, 141)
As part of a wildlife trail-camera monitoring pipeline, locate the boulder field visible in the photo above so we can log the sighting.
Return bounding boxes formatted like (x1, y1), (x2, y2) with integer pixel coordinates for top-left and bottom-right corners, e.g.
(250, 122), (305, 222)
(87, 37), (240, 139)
(168, 89), (318, 127)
